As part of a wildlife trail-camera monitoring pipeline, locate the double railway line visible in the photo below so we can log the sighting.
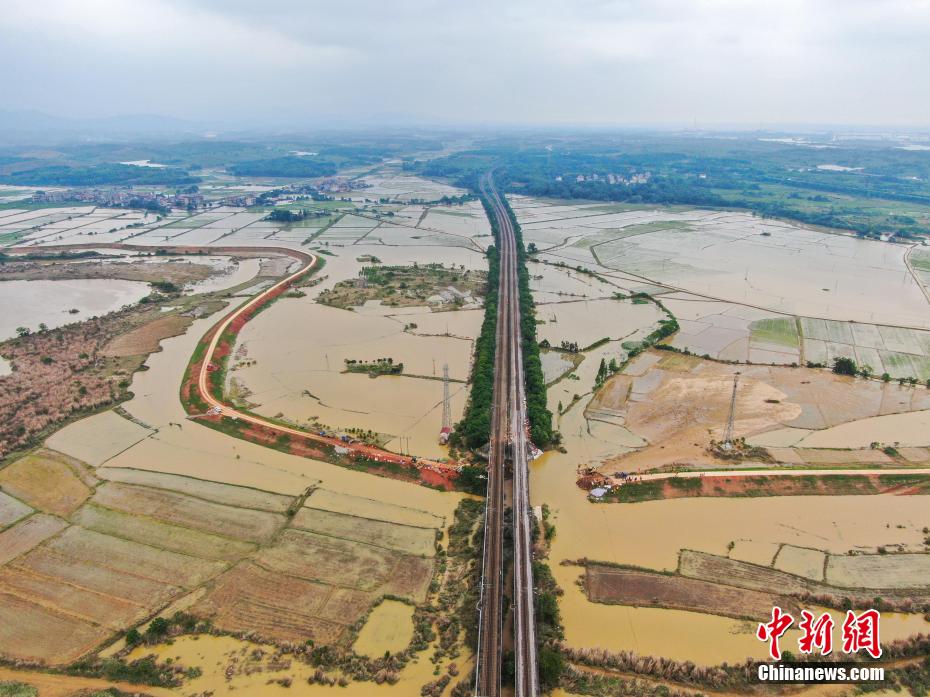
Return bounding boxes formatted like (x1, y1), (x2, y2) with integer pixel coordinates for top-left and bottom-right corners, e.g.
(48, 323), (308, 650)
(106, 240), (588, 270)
(475, 174), (539, 697)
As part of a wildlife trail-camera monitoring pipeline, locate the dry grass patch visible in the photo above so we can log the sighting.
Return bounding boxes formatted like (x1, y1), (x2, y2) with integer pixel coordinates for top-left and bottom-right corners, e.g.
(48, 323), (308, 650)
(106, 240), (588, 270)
(0, 514), (67, 564)
(72, 503), (257, 562)
(0, 449), (94, 516)
(290, 507), (436, 557)
(91, 481), (286, 543)
(585, 564), (796, 621)
(0, 592), (107, 665)
(97, 467), (294, 513)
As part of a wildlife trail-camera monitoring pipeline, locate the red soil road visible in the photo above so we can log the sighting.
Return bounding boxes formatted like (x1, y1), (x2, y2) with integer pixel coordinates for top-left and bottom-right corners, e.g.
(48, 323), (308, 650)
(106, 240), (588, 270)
(9, 242), (459, 479)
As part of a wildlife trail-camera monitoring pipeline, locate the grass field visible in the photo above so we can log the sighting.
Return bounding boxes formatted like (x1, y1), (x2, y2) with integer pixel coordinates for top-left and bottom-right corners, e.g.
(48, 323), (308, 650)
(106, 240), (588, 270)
(750, 317), (800, 349)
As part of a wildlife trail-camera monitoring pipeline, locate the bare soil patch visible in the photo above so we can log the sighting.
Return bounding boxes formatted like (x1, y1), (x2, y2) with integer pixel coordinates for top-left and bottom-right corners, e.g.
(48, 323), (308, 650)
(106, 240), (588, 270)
(597, 349), (930, 472)
(101, 315), (193, 357)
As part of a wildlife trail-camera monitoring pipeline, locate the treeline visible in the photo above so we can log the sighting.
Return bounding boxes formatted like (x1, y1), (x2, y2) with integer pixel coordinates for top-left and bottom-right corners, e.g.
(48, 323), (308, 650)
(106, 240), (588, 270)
(453, 187), (556, 450)
(0, 163), (198, 186)
(229, 156), (337, 178)
(410, 138), (930, 239)
(452, 244), (500, 449)
(502, 197), (557, 448)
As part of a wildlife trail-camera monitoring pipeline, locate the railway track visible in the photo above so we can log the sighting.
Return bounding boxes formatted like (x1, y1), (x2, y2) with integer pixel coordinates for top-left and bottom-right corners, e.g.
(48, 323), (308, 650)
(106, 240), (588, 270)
(475, 174), (539, 697)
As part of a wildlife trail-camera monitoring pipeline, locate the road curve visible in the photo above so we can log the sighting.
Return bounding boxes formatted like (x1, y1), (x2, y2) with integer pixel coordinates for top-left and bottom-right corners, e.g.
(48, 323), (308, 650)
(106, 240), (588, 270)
(8, 242), (454, 474)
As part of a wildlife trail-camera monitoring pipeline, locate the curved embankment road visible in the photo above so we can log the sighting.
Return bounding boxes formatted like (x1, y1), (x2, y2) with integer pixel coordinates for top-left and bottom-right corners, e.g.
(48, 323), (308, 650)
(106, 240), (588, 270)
(8, 242), (457, 476)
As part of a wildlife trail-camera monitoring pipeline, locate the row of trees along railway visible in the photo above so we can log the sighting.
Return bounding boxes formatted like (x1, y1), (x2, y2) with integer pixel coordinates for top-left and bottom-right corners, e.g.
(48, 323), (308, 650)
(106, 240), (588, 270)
(463, 172), (557, 697)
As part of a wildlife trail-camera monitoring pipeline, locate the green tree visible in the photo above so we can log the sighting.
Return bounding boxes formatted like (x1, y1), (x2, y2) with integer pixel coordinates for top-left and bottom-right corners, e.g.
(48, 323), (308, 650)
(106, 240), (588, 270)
(832, 356), (858, 376)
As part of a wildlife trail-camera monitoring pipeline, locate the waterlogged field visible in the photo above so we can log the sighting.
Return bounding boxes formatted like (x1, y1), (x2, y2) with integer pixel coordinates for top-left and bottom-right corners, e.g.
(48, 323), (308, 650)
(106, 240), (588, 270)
(0, 170), (483, 696)
(512, 196), (930, 328)
(513, 194), (930, 672)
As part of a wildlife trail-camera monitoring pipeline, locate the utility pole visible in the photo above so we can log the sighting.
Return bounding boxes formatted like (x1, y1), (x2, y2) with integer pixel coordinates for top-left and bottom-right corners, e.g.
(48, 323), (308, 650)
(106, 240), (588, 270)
(723, 373), (740, 448)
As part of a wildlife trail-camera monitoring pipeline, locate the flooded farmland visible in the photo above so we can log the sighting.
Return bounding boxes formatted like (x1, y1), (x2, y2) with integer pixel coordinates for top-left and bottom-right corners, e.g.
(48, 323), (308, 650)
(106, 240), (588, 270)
(511, 194), (930, 668)
(0, 278), (150, 339)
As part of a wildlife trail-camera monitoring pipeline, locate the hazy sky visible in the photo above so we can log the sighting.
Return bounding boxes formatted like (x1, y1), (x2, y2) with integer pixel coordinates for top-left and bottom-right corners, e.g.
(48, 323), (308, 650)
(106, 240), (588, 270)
(3, 0), (930, 128)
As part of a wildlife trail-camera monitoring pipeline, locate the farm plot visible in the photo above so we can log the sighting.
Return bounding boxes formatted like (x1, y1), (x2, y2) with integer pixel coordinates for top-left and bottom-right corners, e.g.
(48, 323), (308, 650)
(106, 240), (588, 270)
(254, 529), (396, 591)
(0, 565), (144, 629)
(800, 318), (930, 380)
(826, 553), (930, 589)
(585, 564), (794, 621)
(302, 488), (446, 529)
(194, 562), (344, 644)
(46, 411), (154, 466)
(255, 528), (433, 601)
(536, 297), (664, 350)
(0, 450), (93, 516)
(72, 503), (257, 562)
(90, 481), (287, 543)
(513, 197), (930, 328)
(96, 467), (294, 513)
(679, 549), (930, 604)
(0, 514), (67, 564)
(774, 545), (826, 581)
(13, 546), (182, 607)
(42, 526), (225, 588)
(0, 491), (32, 528)
(0, 592), (107, 665)
(290, 507), (436, 557)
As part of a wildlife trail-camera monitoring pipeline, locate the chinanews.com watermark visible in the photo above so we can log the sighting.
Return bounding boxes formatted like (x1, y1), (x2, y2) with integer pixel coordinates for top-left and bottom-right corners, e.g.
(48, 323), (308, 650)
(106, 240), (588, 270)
(754, 606), (885, 685)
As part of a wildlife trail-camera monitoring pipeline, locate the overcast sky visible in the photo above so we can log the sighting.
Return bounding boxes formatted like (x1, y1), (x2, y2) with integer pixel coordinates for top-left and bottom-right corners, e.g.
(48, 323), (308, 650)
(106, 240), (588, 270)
(3, 0), (930, 129)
